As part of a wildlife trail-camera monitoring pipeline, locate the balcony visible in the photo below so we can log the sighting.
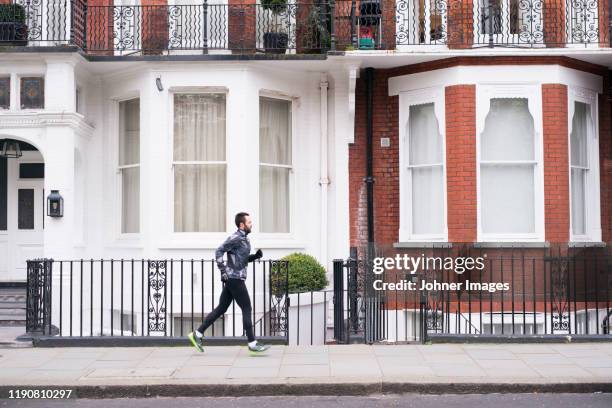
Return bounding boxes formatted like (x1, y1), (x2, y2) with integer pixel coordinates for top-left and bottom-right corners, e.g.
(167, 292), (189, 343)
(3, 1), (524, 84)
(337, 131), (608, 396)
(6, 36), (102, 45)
(0, 0), (610, 56)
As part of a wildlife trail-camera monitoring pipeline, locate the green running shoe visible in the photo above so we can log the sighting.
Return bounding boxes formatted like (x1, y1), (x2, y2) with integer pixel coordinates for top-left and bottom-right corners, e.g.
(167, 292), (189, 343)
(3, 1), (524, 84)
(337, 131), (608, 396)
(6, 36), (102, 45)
(187, 331), (203, 352)
(248, 341), (270, 354)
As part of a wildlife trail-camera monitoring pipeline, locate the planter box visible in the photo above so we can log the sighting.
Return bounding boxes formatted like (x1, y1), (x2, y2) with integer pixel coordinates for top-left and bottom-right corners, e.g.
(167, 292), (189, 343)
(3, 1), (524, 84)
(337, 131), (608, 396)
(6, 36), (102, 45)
(288, 291), (329, 345)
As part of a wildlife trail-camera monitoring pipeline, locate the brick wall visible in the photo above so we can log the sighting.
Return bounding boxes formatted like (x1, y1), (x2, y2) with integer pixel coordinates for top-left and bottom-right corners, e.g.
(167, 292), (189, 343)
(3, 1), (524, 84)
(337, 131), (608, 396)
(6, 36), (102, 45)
(228, 0), (256, 52)
(445, 85), (477, 242)
(349, 56), (611, 248)
(86, 0), (114, 55)
(542, 84), (569, 242)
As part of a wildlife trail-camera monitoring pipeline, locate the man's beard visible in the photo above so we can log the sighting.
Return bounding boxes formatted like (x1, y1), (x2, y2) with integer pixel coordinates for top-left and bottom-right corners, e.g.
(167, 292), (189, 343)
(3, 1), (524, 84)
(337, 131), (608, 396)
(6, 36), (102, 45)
(244, 226), (251, 235)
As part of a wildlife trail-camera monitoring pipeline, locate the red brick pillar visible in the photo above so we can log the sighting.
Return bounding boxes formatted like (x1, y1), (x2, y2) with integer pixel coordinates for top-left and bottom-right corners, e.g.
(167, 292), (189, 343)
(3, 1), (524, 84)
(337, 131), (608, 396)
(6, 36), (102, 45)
(542, 84), (569, 243)
(141, 0), (168, 55)
(86, 0), (114, 55)
(544, 0), (566, 47)
(445, 85), (477, 243)
(380, 0), (395, 49)
(228, 0), (256, 52)
(447, 0), (472, 49)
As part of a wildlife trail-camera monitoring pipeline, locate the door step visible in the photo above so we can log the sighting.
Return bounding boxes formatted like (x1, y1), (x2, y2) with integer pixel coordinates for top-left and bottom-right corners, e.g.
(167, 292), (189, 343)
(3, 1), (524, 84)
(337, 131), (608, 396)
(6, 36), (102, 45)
(0, 288), (27, 327)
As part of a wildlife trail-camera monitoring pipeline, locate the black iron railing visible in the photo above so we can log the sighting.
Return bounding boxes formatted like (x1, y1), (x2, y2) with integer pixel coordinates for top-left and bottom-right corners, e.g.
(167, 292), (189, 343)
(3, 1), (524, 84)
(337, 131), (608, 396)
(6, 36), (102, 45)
(1, 0), (610, 54)
(333, 244), (612, 344)
(25, 258), (291, 344)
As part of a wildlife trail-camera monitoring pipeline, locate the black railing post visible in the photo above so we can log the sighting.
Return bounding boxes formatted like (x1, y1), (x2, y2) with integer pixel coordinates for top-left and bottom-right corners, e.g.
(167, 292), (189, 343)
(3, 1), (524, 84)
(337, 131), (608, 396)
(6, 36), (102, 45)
(82, 0), (87, 51)
(202, 0), (208, 54)
(333, 258), (345, 343)
(26, 258), (53, 336)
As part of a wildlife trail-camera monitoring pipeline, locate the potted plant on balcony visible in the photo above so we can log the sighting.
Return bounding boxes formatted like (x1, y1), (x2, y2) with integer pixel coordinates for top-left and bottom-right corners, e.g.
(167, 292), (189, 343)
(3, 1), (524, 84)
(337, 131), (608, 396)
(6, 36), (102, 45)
(261, 0), (289, 54)
(0, 3), (28, 46)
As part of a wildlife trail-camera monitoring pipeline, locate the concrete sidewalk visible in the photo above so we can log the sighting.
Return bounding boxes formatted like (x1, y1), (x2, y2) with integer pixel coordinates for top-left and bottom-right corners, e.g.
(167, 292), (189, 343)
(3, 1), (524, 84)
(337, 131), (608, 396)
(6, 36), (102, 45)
(0, 342), (612, 397)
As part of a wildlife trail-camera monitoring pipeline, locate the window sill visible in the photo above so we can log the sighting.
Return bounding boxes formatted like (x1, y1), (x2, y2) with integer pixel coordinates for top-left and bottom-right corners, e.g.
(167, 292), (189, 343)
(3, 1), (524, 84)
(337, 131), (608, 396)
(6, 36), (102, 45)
(393, 242), (453, 248)
(157, 239), (306, 250)
(473, 242), (550, 248)
(568, 241), (607, 248)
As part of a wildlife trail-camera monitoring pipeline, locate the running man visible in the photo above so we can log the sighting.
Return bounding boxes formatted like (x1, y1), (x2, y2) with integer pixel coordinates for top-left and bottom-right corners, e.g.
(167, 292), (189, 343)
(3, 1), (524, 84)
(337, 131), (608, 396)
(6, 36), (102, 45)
(188, 212), (270, 354)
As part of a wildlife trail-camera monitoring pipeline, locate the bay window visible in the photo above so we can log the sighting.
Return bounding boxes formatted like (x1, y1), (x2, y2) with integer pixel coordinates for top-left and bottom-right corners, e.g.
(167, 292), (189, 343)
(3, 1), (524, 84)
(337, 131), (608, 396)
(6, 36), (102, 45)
(477, 86), (544, 241)
(399, 89), (446, 241)
(259, 96), (292, 233)
(173, 93), (226, 232)
(569, 88), (601, 241)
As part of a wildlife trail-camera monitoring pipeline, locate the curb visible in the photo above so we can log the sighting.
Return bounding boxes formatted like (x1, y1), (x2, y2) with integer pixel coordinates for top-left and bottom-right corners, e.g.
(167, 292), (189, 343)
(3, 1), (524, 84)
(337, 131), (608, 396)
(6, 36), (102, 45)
(2, 382), (612, 398)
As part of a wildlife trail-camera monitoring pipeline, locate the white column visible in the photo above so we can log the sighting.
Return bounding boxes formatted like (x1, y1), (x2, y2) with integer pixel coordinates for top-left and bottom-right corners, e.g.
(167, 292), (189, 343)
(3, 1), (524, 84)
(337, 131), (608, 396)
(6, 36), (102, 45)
(44, 58), (76, 112)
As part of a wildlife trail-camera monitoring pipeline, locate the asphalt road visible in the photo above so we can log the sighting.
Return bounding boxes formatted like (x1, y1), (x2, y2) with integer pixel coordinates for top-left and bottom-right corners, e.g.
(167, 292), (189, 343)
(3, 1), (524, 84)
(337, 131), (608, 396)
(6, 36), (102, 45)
(1, 394), (612, 408)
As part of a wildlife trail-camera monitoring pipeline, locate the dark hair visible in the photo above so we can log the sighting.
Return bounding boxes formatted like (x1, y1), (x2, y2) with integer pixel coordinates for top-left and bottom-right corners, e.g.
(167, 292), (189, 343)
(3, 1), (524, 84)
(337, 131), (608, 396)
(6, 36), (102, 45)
(235, 212), (249, 228)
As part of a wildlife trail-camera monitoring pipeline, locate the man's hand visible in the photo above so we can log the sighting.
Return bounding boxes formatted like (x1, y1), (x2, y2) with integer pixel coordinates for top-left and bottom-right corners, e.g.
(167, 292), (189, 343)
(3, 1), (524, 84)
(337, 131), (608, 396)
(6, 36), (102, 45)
(220, 271), (229, 283)
(248, 249), (264, 262)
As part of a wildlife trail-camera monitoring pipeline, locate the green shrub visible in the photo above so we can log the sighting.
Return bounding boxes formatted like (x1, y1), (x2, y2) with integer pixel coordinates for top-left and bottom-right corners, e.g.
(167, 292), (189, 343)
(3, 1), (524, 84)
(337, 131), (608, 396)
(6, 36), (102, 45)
(271, 252), (328, 295)
(0, 4), (26, 24)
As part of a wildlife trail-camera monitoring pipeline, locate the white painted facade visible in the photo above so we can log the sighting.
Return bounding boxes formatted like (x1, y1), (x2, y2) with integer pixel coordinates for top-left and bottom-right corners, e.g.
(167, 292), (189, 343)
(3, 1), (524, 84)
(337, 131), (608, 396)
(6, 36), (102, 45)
(0, 54), (358, 285)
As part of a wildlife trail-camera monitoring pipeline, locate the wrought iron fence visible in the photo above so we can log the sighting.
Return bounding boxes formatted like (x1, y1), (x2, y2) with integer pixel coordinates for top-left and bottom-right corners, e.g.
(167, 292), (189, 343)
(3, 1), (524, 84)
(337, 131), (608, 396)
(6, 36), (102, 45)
(334, 244), (612, 344)
(25, 258), (290, 345)
(1, 0), (610, 53)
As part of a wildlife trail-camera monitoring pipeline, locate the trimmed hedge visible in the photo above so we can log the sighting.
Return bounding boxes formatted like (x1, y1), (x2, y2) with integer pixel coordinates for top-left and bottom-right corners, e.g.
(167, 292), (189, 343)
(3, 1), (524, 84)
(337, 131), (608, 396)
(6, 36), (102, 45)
(271, 252), (328, 295)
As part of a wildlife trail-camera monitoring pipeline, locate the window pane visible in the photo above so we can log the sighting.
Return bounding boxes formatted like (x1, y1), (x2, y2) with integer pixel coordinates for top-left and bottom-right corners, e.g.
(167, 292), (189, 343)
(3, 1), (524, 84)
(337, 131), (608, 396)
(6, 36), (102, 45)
(411, 166), (444, 234)
(571, 167), (586, 235)
(259, 166), (290, 233)
(481, 98), (534, 161)
(260, 97), (291, 165)
(174, 94), (226, 162)
(481, 164), (535, 234)
(479, 0), (502, 34)
(408, 103), (442, 165)
(19, 163), (44, 179)
(0, 77), (9, 109)
(121, 167), (140, 233)
(570, 101), (589, 168)
(174, 164), (226, 232)
(119, 99), (140, 166)
(20, 77), (44, 109)
(18, 189), (34, 230)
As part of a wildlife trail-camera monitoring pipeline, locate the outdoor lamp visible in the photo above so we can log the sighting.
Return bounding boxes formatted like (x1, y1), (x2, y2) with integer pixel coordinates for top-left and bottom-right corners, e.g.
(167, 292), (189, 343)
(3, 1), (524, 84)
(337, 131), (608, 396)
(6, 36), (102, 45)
(0, 140), (22, 159)
(47, 190), (64, 217)
(156, 76), (163, 91)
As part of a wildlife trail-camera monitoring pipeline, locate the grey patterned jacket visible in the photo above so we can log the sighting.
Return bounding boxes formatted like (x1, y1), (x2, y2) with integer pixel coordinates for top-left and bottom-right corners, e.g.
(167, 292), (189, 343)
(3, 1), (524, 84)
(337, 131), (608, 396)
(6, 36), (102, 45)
(215, 228), (254, 280)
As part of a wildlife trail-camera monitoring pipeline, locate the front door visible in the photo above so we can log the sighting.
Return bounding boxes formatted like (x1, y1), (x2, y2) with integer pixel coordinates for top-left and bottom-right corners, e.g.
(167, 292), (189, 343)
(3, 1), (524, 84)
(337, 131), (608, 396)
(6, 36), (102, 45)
(2, 150), (44, 282)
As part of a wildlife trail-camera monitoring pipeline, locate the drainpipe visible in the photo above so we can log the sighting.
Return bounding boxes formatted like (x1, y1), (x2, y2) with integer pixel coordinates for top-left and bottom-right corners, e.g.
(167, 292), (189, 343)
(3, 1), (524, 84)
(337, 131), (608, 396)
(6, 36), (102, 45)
(364, 68), (375, 252)
(320, 73), (330, 271)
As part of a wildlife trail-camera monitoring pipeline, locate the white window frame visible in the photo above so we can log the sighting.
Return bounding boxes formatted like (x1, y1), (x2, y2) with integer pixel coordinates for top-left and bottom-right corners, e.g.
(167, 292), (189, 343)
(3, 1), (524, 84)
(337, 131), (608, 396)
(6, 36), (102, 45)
(568, 87), (601, 242)
(476, 84), (545, 242)
(398, 87), (448, 242)
(256, 91), (296, 237)
(169, 89), (229, 236)
(115, 96), (141, 238)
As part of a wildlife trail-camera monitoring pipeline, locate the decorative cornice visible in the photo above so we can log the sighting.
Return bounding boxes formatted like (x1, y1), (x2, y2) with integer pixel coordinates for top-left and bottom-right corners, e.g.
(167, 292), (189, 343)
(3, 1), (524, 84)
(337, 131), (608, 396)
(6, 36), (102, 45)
(0, 111), (95, 138)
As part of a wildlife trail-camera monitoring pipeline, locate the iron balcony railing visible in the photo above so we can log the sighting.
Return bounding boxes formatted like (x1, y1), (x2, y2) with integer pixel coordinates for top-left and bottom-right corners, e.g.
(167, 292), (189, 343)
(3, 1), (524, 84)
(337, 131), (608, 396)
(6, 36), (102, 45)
(0, 0), (610, 54)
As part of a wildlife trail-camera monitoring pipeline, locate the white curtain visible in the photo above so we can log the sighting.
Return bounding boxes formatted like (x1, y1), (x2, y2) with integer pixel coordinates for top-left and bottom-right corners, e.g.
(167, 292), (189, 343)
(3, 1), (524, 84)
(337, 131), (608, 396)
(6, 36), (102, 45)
(570, 101), (589, 235)
(259, 97), (291, 233)
(119, 98), (140, 234)
(480, 98), (535, 234)
(173, 94), (226, 232)
(408, 103), (444, 235)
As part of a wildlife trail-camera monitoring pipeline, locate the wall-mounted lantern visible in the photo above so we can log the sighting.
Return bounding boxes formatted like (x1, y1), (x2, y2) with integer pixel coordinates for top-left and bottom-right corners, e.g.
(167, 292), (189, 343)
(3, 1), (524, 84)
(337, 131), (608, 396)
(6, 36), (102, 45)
(0, 140), (22, 159)
(47, 190), (63, 217)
